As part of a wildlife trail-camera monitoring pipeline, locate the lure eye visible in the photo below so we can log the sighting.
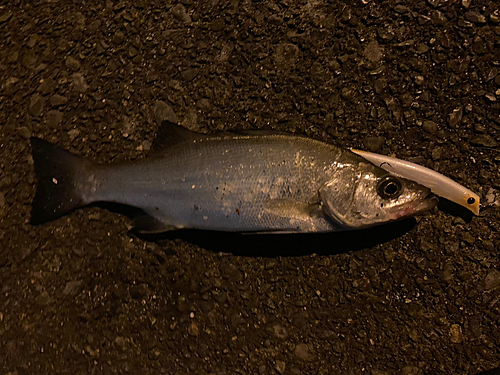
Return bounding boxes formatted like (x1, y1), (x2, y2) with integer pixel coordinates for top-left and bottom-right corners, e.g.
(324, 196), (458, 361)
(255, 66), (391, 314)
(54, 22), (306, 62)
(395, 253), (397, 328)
(467, 197), (475, 205)
(377, 176), (402, 199)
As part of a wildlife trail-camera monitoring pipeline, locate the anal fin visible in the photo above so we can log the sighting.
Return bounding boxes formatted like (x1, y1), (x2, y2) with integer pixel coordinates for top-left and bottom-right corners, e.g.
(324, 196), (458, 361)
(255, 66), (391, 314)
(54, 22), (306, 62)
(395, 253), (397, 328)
(132, 214), (180, 234)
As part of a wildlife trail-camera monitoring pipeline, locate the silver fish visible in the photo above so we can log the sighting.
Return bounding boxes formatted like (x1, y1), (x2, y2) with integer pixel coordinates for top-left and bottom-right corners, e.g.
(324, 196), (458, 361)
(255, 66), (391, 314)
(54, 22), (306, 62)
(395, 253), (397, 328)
(30, 122), (438, 233)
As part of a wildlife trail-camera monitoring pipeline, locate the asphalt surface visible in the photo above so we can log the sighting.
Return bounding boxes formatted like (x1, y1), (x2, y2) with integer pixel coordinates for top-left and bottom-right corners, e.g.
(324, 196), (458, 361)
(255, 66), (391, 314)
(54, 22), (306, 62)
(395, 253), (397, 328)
(1, 0), (500, 374)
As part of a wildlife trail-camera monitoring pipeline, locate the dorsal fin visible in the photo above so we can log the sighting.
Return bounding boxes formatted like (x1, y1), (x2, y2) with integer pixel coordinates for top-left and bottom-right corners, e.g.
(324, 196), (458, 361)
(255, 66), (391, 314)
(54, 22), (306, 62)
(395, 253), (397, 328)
(150, 121), (206, 153)
(150, 122), (304, 154)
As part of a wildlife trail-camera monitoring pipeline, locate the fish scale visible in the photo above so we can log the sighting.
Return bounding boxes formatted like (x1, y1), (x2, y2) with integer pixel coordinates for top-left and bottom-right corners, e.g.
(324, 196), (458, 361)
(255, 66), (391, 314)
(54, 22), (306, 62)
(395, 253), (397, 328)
(88, 135), (345, 232)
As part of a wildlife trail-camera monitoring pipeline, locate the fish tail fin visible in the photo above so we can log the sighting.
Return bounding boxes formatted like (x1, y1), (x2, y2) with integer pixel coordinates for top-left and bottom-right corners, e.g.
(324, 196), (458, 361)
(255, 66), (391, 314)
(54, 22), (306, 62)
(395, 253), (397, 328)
(30, 137), (92, 225)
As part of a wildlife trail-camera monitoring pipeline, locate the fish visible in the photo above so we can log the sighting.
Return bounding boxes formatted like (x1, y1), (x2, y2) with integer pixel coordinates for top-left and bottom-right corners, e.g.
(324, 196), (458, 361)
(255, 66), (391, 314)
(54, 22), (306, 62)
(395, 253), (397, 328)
(350, 149), (480, 215)
(30, 122), (438, 234)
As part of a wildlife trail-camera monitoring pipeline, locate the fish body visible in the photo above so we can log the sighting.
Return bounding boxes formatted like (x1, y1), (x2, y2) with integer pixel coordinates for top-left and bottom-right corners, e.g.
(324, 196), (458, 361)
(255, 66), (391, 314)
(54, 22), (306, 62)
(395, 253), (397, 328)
(31, 122), (437, 233)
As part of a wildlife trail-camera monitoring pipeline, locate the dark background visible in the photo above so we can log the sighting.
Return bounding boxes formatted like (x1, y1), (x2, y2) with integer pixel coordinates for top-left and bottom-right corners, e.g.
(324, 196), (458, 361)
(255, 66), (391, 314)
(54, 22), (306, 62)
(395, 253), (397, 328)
(1, 0), (500, 374)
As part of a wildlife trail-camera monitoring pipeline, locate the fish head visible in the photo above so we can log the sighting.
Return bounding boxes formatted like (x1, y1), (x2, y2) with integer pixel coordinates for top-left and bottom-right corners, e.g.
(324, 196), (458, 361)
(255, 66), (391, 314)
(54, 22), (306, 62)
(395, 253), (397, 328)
(319, 164), (438, 229)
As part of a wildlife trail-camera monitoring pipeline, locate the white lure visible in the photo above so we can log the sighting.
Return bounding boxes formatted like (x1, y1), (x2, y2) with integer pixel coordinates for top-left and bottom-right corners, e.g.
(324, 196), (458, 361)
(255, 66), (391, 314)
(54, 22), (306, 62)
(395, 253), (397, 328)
(351, 149), (480, 215)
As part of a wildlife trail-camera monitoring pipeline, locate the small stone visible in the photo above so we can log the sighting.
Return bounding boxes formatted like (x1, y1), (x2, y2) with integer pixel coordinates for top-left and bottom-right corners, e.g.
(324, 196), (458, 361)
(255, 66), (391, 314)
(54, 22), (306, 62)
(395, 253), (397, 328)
(416, 43), (429, 54)
(420, 91), (430, 102)
(68, 129), (80, 141)
(294, 343), (316, 362)
(38, 78), (55, 95)
(121, 116), (135, 138)
(65, 56), (81, 71)
(413, 75), (424, 86)
(111, 31), (124, 45)
(364, 40), (383, 63)
(276, 360), (286, 374)
(402, 366), (421, 375)
(378, 27), (395, 41)
(457, 271), (472, 281)
(485, 188), (500, 207)
(449, 75), (458, 86)
(423, 120), (438, 134)
(154, 101), (178, 125)
(485, 93), (496, 102)
(374, 79), (387, 94)
(275, 43), (300, 69)
(171, 4), (191, 23)
(363, 136), (385, 152)
(36, 64), (48, 74)
(114, 336), (127, 348)
(485, 68), (498, 82)
(132, 55), (143, 64)
(461, 0), (471, 8)
(448, 107), (463, 128)
(46, 110), (63, 127)
(181, 107), (198, 130)
(188, 322), (199, 336)
(470, 135), (497, 148)
(180, 68), (199, 81)
(340, 7), (352, 22)
(0, 192), (5, 212)
(341, 87), (356, 101)
(7, 49), (18, 63)
(394, 5), (409, 13)
(408, 329), (419, 342)
(142, 140), (152, 152)
(113, 1), (125, 11)
(128, 46), (138, 58)
(210, 18), (224, 31)
(219, 43), (234, 63)
(271, 324), (288, 339)
(40, 47), (54, 64)
(63, 280), (83, 296)
(491, 10), (500, 24)
(122, 12), (133, 22)
(427, 0), (448, 7)
(29, 94), (45, 116)
(484, 271), (500, 290)
(197, 98), (211, 112)
(0, 11), (13, 23)
(3, 77), (19, 95)
(146, 73), (159, 83)
(22, 50), (38, 68)
(431, 10), (447, 26)
(27, 36), (37, 48)
(474, 123), (486, 133)
(50, 94), (68, 107)
(465, 11), (486, 24)
(18, 127), (31, 139)
(72, 73), (88, 92)
(450, 324), (463, 344)
(228, 312), (244, 329)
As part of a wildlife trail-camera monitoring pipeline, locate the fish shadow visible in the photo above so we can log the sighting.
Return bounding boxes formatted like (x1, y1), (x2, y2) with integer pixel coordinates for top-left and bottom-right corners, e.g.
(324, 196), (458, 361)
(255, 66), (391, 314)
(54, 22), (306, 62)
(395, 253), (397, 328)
(437, 197), (474, 222)
(136, 218), (418, 258)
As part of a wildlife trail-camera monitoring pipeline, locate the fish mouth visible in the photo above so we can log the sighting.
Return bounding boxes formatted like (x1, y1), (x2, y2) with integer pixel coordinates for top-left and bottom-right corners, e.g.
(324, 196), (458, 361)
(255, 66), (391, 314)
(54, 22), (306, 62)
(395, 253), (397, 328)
(389, 192), (439, 221)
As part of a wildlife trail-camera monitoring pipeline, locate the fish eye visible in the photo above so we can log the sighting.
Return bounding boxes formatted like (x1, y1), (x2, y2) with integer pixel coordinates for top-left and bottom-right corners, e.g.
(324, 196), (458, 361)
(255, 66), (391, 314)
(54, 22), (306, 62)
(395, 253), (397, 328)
(467, 197), (475, 205)
(377, 176), (402, 199)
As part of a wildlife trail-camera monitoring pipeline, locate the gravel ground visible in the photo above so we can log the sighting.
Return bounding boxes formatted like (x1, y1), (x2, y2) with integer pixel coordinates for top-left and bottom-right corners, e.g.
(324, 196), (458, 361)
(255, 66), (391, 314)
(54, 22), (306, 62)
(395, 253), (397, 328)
(1, 0), (500, 374)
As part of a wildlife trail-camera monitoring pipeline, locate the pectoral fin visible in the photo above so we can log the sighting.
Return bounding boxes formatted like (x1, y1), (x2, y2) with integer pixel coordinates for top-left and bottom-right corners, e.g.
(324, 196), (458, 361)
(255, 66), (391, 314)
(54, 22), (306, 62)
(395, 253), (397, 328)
(132, 214), (180, 234)
(263, 199), (322, 221)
